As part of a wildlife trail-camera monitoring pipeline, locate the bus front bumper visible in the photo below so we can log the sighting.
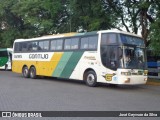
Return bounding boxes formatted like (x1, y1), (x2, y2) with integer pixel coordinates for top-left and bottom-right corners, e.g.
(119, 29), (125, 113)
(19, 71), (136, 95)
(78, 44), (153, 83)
(111, 75), (148, 85)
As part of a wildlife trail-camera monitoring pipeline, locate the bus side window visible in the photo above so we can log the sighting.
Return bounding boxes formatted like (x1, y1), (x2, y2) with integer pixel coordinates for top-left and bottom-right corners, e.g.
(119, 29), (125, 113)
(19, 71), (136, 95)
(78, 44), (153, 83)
(21, 42), (28, 52)
(88, 36), (98, 49)
(51, 40), (56, 50)
(38, 41), (49, 51)
(80, 37), (88, 49)
(27, 42), (38, 51)
(64, 39), (71, 50)
(39, 41), (43, 50)
(32, 42), (38, 51)
(43, 41), (49, 50)
(51, 39), (63, 50)
(14, 43), (19, 52)
(80, 36), (98, 50)
(18, 43), (23, 51)
(28, 42), (32, 51)
(56, 39), (63, 50)
(71, 38), (79, 49)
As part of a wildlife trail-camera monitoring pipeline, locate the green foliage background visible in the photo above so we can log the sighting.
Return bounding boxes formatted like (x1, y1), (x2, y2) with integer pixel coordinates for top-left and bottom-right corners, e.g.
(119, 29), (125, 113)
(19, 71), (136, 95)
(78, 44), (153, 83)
(0, 0), (160, 55)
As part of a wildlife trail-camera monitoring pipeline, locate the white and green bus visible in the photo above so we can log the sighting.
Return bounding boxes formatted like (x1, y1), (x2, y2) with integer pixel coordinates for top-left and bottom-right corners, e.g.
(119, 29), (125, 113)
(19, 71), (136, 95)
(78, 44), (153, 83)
(12, 30), (148, 86)
(0, 48), (13, 70)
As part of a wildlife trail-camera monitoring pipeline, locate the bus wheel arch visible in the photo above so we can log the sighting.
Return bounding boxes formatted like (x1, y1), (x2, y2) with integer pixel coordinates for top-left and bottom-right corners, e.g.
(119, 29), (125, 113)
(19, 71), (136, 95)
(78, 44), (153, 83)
(83, 68), (97, 87)
(22, 65), (30, 78)
(29, 65), (37, 79)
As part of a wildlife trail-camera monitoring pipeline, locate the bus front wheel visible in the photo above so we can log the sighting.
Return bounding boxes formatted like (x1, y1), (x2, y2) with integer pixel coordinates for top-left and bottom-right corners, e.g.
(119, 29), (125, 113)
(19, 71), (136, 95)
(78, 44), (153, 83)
(29, 67), (37, 79)
(84, 71), (97, 87)
(22, 66), (29, 78)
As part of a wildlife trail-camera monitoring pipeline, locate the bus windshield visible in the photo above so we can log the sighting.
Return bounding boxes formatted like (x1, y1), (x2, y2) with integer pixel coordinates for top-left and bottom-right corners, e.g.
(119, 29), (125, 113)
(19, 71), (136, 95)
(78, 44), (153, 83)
(101, 33), (147, 70)
(120, 34), (147, 69)
(122, 46), (146, 69)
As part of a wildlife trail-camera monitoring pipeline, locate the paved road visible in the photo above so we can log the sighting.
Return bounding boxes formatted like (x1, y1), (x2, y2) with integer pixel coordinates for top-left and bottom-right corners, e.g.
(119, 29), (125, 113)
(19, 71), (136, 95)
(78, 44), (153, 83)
(0, 70), (160, 120)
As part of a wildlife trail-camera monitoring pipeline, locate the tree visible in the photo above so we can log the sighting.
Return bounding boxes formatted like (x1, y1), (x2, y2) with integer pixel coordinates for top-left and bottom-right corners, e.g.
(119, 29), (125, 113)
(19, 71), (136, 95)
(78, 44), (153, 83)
(69, 0), (118, 32)
(0, 0), (68, 47)
(0, 0), (160, 52)
(0, 0), (22, 47)
(12, 0), (66, 35)
(150, 1), (160, 55)
(102, 0), (156, 46)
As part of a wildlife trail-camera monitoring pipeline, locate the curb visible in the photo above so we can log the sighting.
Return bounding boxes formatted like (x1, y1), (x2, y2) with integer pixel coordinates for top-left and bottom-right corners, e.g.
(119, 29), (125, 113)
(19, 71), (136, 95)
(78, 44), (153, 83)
(146, 79), (160, 86)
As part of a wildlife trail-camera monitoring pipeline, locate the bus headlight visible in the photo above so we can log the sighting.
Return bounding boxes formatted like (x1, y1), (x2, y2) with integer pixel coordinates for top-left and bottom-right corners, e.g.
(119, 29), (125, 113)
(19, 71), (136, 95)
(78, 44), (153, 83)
(144, 70), (148, 76)
(144, 78), (147, 81)
(121, 72), (131, 76)
(124, 78), (130, 83)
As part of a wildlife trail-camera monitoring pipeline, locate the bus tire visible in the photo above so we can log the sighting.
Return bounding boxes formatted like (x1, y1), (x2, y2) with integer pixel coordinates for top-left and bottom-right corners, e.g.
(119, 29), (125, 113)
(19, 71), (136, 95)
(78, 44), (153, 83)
(84, 70), (97, 87)
(29, 66), (37, 79)
(22, 66), (30, 78)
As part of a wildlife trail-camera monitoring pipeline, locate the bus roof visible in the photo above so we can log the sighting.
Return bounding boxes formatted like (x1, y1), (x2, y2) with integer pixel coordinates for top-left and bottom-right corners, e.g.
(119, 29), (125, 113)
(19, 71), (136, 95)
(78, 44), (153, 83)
(14, 30), (142, 42)
(98, 30), (142, 38)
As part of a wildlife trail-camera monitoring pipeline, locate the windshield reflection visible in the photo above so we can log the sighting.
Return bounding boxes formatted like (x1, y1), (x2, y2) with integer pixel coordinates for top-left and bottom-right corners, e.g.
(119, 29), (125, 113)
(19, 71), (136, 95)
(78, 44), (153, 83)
(123, 46), (146, 69)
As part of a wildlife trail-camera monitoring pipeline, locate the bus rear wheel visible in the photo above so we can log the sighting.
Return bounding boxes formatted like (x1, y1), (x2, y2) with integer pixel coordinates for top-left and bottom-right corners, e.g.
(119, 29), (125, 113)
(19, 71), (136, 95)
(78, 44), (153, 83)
(29, 67), (37, 79)
(22, 66), (29, 78)
(84, 71), (97, 87)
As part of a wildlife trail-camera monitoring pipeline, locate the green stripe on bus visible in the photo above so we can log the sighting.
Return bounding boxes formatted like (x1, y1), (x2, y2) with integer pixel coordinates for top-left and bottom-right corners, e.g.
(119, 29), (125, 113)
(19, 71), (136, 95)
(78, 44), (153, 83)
(60, 51), (84, 78)
(0, 57), (8, 67)
(52, 52), (73, 77)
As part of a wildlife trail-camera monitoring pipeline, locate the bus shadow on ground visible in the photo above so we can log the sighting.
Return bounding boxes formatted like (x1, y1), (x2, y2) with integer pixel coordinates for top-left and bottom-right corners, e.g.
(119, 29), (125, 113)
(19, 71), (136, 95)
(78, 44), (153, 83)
(32, 76), (143, 90)
(38, 76), (85, 86)
(98, 83), (143, 90)
(13, 72), (144, 90)
(0, 69), (12, 71)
